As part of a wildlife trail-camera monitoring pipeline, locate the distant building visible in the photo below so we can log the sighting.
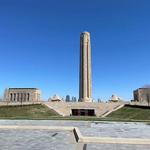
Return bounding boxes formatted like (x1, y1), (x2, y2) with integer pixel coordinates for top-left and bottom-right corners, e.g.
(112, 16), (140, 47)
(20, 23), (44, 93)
(4, 88), (41, 102)
(49, 94), (62, 102)
(65, 95), (70, 102)
(71, 96), (77, 102)
(97, 98), (102, 103)
(133, 88), (150, 103)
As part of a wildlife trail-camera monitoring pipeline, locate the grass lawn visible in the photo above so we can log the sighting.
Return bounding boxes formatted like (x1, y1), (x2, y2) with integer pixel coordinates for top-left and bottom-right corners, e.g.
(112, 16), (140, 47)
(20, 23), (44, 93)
(0, 104), (150, 122)
(107, 106), (150, 121)
(0, 104), (59, 119)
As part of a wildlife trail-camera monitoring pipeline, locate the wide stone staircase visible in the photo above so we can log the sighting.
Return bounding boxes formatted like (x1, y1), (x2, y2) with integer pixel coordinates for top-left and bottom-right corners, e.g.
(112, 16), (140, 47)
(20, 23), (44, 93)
(43, 101), (125, 117)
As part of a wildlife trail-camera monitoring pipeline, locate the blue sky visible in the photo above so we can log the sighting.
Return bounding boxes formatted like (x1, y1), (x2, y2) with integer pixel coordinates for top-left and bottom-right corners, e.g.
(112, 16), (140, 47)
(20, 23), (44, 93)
(0, 0), (150, 101)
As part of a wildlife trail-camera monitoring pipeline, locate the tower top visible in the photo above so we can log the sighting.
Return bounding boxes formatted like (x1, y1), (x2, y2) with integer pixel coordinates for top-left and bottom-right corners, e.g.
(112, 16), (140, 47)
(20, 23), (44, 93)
(81, 31), (90, 35)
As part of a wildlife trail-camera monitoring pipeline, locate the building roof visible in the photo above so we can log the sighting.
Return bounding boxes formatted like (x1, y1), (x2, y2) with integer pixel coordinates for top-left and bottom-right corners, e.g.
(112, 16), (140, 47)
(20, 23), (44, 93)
(134, 88), (150, 92)
(139, 88), (150, 89)
(9, 88), (38, 90)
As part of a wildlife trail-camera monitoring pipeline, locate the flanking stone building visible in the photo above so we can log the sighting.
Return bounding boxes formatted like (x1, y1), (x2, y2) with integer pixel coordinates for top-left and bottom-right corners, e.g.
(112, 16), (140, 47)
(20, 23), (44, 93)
(133, 88), (150, 103)
(4, 88), (41, 102)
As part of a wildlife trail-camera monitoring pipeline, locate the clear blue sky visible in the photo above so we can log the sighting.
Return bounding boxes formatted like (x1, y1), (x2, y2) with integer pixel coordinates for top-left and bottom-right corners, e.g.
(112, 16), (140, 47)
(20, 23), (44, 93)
(0, 0), (150, 101)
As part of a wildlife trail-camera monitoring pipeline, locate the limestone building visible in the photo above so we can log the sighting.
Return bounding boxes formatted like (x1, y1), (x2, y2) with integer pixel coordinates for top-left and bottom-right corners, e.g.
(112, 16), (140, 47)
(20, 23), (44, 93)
(4, 88), (41, 102)
(133, 88), (150, 103)
(79, 32), (92, 102)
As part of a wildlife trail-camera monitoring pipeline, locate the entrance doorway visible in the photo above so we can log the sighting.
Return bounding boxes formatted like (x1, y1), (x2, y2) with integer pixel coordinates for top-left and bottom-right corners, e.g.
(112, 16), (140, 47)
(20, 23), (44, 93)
(72, 109), (95, 116)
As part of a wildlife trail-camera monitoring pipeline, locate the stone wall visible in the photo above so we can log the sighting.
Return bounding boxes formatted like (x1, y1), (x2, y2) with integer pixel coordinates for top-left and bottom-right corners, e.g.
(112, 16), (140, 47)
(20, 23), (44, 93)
(44, 102), (125, 117)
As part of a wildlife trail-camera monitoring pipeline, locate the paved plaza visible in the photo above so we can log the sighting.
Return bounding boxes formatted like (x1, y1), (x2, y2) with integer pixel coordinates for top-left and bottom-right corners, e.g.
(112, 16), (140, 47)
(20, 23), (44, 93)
(0, 120), (150, 150)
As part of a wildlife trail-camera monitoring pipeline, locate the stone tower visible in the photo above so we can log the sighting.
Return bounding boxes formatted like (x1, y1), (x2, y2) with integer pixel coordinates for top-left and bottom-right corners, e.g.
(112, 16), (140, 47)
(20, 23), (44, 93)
(79, 31), (92, 102)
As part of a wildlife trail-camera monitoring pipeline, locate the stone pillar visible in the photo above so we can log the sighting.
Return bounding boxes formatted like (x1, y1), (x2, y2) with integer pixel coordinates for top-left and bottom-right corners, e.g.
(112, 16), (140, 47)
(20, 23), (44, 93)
(10, 93), (12, 102)
(17, 93), (19, 102)
(24, 93), (26, 102)
(22, 93), (24, 102)
(19, 93), (21, 102)
(14, 93), (16, 102)
(27, 93), (30, 101)
(79, 32), (92, 102)
(12, 93), (14, 102)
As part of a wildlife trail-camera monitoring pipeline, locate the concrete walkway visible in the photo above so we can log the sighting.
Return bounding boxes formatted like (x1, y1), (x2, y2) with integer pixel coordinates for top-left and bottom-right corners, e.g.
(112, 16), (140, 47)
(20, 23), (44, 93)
(0, 125), (150, 150)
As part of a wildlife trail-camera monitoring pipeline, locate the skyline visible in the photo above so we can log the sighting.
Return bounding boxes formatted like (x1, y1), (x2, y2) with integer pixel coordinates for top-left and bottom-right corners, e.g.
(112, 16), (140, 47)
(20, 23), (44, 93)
(0, 0), (150, 101)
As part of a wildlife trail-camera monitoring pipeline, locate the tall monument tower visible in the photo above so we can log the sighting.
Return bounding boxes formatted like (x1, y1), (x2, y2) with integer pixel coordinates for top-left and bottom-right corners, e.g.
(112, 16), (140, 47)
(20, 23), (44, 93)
(79, 31), (92, 102)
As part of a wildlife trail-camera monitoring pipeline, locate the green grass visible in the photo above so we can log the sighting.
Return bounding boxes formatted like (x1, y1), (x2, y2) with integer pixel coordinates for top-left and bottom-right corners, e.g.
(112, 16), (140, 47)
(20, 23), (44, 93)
(0, 104), (150, 122)
(0, 104), (59, 119)
(107, 106), (150, 121)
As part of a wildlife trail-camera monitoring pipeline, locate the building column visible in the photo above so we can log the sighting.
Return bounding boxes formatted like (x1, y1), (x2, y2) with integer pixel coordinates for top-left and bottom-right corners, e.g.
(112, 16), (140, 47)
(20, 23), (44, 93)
(24, 93), (26, 102)
(10, 93), (12, 102)
(17, 93), (19, 102)
(14, 93), (16, 102)
(19, 93), (22, 102)
(27, 93), (30, 101)
(12, 93), (14, 102)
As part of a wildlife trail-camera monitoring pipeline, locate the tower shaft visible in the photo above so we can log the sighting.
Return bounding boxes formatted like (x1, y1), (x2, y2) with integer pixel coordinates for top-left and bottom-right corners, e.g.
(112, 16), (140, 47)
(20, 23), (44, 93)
(79, 32), (92, 102)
